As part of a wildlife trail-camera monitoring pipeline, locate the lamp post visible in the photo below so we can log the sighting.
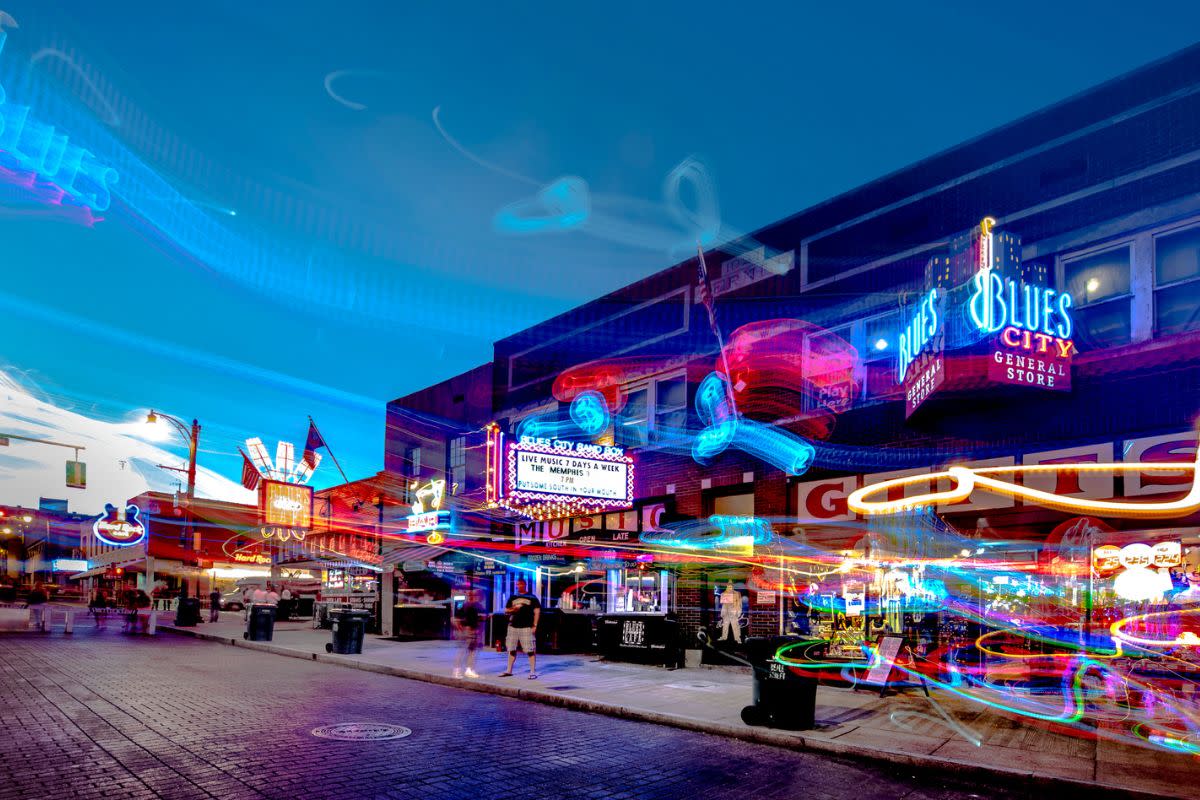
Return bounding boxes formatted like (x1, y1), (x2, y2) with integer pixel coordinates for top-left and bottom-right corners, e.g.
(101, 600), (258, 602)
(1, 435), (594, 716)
(146, 410), (202, 591)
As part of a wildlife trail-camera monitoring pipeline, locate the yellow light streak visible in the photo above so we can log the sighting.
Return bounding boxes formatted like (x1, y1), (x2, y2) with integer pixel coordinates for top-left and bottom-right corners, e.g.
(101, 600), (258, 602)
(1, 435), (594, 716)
(847, 443), (1200, 518)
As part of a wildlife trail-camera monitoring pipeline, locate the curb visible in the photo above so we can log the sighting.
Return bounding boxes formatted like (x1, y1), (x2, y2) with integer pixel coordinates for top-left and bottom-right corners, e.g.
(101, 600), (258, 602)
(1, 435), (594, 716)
(160, 626), (1178, 800)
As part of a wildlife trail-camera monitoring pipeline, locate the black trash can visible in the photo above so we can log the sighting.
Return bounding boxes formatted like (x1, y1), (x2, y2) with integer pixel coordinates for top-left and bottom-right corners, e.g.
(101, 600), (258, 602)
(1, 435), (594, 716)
(326, 609), (371, 654)
(244, 603), (277, 641)
(174, 597), (202, 627)
(740, 636), (817, 730)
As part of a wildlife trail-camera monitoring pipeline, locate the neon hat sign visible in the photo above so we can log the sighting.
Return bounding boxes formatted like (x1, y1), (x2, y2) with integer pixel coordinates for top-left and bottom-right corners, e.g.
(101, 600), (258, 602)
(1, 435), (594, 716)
(93, 504), (147, 547)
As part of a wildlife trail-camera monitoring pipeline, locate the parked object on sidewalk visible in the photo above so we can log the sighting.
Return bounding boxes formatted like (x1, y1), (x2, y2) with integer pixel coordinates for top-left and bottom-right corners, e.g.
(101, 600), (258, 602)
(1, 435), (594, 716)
(597, 613), (682, 667)
(245, 603), (277, 642)
(175, 596), (202, 627)
(326, 609), (371, 654)
(740, 636), (817, 731)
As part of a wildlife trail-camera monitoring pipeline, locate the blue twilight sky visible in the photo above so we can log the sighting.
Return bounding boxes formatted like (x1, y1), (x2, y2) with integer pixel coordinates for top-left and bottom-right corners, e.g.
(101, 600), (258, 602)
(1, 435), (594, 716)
(1, 1), (1198, 499)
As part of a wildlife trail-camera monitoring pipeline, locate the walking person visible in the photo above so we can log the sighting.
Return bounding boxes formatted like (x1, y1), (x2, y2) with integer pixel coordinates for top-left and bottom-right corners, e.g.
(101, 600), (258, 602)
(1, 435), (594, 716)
(279, 586), (292, 620)
(453, 587), (484, 679)
(499, 579), (540, 679)
(209, 585), (221, 623)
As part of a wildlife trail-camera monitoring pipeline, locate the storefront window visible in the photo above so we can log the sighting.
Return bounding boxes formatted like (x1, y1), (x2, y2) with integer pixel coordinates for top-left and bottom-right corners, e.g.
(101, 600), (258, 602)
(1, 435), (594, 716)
(1154, 226), (1200, 336)
(607, 567), (670, 614)
(553, 565), (606, 613)
(1062, 245), (1133, 349)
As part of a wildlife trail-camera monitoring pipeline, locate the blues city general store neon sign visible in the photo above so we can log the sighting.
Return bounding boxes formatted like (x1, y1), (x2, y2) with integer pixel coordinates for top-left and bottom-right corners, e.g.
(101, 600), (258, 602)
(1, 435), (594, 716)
(897, 218), (1077, 393)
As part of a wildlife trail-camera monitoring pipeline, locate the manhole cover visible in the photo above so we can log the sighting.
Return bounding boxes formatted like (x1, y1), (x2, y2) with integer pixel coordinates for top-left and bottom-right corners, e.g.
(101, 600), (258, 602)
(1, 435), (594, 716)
(310, 722), (412, 741)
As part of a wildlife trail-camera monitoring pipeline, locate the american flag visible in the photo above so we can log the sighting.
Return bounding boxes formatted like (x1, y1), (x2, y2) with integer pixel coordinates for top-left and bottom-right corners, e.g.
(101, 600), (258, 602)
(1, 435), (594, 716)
(303, 420), (327, 468)
(696, 246), (721, 340)
(239, 449), (261, 491)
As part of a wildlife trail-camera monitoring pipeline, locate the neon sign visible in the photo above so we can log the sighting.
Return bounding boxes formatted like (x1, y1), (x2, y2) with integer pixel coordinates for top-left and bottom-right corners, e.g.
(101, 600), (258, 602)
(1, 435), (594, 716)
(405, 479), (451, 534)
(967, 217), (1074, 340)
(0, 31), (119, 212)
(260, 480), (313, 541)
(847, 443), (1200, 518)
(897, 288), (940, 382)
(93, 504), (146, 547)
(969, 273), (1075, 339)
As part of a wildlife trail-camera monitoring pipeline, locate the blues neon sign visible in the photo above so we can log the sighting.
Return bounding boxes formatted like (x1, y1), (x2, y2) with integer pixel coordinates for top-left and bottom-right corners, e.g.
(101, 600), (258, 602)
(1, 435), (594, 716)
(968, 271), (1074, 340)
(0, 31), (118, 212)
(897, 288), (940, 382)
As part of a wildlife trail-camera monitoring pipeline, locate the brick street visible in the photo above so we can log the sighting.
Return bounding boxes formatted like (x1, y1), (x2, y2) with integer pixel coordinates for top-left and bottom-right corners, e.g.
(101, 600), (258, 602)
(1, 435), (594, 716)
(0, 630), (1034, 800)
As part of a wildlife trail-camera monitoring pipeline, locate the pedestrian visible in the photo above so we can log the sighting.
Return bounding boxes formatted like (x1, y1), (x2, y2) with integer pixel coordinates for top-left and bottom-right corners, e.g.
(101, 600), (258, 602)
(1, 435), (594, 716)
(209, 586), (221, 623)
(453, 587), (484, 679)
(279, 586), (292, 620)
(499, 578), (540, 679)
(266, 583), (280, 606)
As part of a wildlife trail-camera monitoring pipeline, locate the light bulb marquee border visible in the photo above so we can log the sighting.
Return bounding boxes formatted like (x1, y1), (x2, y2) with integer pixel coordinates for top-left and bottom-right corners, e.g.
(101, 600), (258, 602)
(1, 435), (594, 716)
(485, 424), (635, 519)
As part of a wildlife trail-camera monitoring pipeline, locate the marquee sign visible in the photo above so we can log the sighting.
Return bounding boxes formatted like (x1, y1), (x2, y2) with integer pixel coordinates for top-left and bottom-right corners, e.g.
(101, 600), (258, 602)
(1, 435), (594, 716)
(259, 480), (313, 541)
(486, 426), (634, 519)
(93, 504), (147, 547)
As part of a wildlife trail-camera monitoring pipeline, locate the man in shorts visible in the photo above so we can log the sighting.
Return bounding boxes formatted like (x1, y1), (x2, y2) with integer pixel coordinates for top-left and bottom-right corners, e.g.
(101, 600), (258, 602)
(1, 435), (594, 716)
(499, 578), (540, 679)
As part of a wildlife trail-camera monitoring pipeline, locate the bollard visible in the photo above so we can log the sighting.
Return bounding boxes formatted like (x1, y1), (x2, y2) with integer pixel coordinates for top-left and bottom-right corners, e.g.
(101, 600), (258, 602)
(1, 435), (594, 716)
(64, 610), (73, 635)
(147, 610), (156, 636)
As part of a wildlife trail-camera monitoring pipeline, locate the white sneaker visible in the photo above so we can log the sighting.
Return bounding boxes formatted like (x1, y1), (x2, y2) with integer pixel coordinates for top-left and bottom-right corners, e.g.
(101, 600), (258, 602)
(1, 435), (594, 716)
(453, 669), (463, 678)
(464, 668), (479, 678)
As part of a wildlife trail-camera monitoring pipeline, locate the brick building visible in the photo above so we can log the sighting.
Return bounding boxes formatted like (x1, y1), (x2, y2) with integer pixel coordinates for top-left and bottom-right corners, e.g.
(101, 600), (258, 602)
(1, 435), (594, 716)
(382, 44), (1200, 658)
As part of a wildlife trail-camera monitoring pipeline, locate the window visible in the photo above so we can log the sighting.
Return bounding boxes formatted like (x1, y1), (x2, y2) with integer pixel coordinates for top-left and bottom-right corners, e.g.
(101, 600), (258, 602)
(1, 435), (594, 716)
(713, 492), (754, 517)
(1154, 226), (1200, 337)
(1061, 245), (1132, 349)
(448, 437), (466, 492)
(654, 374), (687, 432)
(507, 288), (690, 390)
(862, 312), (901, 399)
(616, 386), (649, 448)
(404, 446), (421, 478)
(805, 325), (854, 411)
(614, 371), (687, 449)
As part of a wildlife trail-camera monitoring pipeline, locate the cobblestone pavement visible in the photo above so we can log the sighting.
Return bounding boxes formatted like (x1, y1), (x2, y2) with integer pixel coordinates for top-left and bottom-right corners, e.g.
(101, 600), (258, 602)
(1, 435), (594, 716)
(0, 631), (1035, 800)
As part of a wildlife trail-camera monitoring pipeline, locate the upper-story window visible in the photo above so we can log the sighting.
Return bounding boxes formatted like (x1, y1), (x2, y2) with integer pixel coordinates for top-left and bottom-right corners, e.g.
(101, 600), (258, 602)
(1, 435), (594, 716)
(1061, 244), (1133, 350)
(615, 370), (687, 449)
(448, 436), (466, 492)
(862, 312), (900, 399)
(805, 324), (854, 410)
(1154, 225), (1200, 337)
(404, 446), (421, 478)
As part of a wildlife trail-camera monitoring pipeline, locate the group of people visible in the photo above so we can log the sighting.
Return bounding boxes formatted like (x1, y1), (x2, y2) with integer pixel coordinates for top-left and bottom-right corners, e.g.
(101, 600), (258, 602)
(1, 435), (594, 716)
(88, 587), (151, 630)
(451, 578), (541, 681)
(239, 584), (295, 619)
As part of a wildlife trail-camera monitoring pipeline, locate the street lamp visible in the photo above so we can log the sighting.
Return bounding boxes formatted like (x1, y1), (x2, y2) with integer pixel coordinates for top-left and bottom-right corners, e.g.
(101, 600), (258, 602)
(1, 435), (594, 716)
(146, 411), (202, 562)
(145, 411), (200, 503)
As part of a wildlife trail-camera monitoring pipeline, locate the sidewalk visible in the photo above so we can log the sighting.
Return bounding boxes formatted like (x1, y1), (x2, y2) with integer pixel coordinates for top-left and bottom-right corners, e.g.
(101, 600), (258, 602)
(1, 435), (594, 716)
(161, 616), (1196, 799)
